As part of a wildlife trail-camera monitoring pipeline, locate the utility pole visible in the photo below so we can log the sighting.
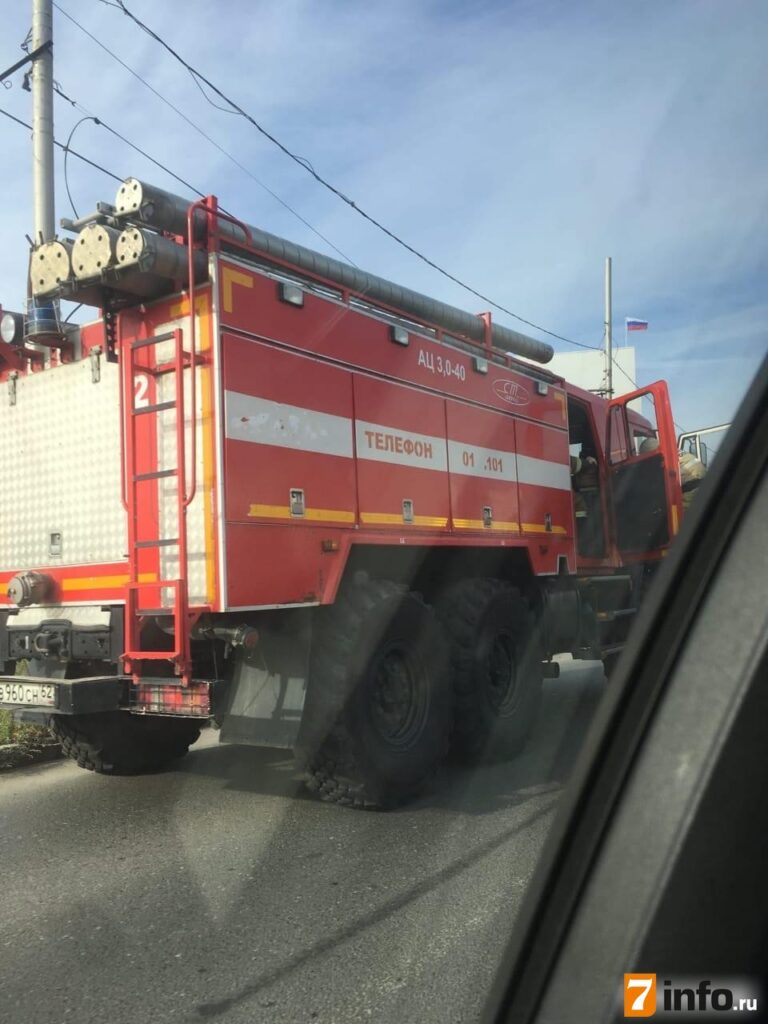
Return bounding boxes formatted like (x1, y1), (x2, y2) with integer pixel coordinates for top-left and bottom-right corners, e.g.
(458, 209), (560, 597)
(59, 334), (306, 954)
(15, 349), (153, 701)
(604, 256), (613, 398)
(31, 0), (55, 244)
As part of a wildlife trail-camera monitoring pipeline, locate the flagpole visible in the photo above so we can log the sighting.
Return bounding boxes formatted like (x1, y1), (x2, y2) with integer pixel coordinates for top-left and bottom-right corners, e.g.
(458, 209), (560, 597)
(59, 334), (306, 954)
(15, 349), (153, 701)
(604, 256), (613, 397)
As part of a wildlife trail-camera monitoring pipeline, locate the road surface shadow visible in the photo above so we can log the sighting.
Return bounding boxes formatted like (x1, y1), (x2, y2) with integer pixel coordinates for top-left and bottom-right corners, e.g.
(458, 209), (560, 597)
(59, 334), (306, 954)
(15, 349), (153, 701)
(187, 797), (559, 1022)
(178, 669), (606, 816)
(415, 668), (606, 814)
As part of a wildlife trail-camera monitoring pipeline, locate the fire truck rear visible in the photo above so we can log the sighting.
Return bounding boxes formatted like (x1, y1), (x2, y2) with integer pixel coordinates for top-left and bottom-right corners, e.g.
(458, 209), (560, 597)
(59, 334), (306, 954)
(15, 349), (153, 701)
(0, 179), (683, 807)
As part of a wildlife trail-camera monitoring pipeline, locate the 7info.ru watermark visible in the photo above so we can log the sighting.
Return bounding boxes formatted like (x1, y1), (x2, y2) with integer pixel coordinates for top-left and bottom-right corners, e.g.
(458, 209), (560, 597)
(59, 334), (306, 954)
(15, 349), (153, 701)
(623, 975), (761, 1018)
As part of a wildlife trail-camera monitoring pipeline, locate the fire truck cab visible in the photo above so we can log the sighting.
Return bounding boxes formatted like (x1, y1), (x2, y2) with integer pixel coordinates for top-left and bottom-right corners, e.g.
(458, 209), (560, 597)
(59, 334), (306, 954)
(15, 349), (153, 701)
(0, 179), (683, 807)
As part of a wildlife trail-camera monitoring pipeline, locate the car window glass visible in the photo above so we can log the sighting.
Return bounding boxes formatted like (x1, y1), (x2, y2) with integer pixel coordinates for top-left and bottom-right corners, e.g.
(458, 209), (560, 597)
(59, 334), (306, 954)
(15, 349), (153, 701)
(608, 405), (629, 463)
(629, 392), (660, 456)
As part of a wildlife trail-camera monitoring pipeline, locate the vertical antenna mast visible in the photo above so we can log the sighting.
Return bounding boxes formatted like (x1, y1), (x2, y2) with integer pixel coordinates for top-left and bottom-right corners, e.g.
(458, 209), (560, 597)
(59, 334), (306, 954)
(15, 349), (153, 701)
(31, 0), (55, 244)
(604, 256), (613, 398)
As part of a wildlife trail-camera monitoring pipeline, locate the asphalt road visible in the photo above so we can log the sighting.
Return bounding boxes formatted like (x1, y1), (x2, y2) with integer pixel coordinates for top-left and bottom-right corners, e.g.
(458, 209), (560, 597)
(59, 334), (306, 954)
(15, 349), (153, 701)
(0, 661), (605, 1024)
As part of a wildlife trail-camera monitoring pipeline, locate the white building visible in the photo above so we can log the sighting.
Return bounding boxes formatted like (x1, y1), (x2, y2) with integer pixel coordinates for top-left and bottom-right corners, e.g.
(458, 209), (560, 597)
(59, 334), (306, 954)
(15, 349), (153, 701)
(546, 347), (637, 398)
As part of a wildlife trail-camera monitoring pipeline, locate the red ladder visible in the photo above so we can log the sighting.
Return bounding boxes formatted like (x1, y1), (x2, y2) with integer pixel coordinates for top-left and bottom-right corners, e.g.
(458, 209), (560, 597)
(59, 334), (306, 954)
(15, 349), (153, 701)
(120, 327), (197, 683)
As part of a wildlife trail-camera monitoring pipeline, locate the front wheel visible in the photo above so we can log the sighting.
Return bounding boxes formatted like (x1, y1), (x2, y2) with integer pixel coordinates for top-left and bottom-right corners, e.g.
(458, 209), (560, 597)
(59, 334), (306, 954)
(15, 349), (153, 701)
(50, 712), (201, 775)
(299, 581), (451, 809)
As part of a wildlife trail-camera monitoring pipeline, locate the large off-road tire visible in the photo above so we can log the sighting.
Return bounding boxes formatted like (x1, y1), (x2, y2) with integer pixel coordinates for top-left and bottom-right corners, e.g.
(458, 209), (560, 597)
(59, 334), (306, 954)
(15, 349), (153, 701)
(298, 580), (451, 809)
(50, 712), (201, 775)
(436, 579), (543, 763)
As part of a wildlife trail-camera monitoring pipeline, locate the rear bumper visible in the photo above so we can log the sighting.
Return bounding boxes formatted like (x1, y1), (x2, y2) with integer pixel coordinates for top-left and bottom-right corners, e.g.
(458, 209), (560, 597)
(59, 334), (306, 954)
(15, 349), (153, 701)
(0, 675), (125, 714)
(0, 675), (214, 718)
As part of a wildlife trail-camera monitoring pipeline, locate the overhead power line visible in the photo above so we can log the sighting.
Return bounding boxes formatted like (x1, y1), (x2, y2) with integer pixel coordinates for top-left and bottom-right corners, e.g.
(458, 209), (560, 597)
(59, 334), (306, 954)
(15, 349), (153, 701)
(609, 352), (686, 434)
(0, 105), (121, 183)
(53, 1), (356, 265)
(612, 357), (640, 392)
(3, 102), (679, 426)
(53, 83), (206, 203)
(99, 0), (599, 352)
(61, 115), (98, 218)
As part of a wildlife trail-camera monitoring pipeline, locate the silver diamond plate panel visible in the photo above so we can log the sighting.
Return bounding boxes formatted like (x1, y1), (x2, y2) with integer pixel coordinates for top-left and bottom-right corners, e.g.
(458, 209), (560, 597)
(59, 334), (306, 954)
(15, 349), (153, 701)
(1, 315), (213, 608)
(0, 358), (126, 571)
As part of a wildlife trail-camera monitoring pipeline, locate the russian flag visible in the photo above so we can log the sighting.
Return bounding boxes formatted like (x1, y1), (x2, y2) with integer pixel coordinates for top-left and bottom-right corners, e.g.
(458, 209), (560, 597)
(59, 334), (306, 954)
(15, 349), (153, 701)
(625, 317), (648, 332)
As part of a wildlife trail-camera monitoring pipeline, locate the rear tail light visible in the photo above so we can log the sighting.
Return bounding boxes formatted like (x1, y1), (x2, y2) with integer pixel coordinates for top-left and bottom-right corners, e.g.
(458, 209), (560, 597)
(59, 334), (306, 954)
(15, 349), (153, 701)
(130, 681), (210, 717)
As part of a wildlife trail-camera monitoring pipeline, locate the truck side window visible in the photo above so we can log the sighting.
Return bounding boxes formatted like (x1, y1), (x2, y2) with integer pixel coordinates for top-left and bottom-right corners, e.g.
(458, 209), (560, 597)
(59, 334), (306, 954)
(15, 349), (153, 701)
(608, 405), (629, 464)
(629, 392), (660, 456)
(568, 397), (606, 560)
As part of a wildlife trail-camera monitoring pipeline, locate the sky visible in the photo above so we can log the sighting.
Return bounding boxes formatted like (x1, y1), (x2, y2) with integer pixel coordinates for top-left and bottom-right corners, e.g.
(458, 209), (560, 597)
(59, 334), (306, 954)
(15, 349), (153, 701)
(0, 0), (765, 432)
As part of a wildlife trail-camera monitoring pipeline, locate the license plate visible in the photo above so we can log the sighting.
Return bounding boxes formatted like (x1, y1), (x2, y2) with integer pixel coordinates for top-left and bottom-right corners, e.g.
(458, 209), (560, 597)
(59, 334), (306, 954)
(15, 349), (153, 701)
(0, 681), (57, 707)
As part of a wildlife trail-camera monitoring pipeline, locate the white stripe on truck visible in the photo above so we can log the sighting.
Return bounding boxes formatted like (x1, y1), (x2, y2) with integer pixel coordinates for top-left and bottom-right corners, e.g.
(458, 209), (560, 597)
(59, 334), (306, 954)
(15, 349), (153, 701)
(225, 391), (353, 458)
(355, 420), (448, 471)
(516, 453), (572, 491)
(447, 440), (517, 481)
(226, 391), (569, 488)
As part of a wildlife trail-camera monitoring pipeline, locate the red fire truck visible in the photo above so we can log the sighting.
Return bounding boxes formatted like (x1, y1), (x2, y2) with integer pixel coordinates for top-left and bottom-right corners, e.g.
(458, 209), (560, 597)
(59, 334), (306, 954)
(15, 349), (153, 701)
(0, 179), (683, 807)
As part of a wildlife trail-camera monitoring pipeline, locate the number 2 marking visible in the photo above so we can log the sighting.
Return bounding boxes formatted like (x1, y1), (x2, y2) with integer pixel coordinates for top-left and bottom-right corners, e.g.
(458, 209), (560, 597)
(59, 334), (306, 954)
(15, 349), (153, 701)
(134, 374), (150, 409)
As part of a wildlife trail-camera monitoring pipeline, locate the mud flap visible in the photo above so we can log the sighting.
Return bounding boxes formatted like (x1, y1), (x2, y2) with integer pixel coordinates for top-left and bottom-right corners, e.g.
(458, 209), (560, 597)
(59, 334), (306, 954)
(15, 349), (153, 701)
(218, 611), (311, 750)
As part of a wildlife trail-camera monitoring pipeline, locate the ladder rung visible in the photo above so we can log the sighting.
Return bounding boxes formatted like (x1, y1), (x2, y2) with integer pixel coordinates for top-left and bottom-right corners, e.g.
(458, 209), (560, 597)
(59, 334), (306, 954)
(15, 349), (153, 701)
(151, 361), (185, 376)
(128, 655), (183, 664)
(131, 332), (177, 350)
(133, 469), (178, 482)
(134, 538), (179, 549)
(133, 609), (175, 618)
(152, 353), (203, 374)
(125, 649), (177, 659)
(133, 400), (176, 416)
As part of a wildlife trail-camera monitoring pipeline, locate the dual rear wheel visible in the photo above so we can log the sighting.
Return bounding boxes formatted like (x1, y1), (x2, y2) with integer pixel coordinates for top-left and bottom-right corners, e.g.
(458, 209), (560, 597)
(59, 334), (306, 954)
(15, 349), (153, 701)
(300, 578), (543, 808)
(437, 579), (543, 764)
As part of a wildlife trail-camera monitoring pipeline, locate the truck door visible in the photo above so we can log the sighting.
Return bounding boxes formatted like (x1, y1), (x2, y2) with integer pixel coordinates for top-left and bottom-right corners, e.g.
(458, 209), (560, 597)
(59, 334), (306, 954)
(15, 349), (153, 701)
(607, 381), (683, 562)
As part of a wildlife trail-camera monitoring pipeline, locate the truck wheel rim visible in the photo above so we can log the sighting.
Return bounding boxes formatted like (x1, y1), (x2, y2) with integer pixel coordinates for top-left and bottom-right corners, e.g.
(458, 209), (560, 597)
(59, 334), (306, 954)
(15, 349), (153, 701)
(368, 643), (428, 748)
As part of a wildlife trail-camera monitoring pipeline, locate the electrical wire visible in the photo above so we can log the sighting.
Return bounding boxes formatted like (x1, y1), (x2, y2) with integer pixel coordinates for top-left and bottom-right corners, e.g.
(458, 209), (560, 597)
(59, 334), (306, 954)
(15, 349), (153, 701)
(61, 114), (97, 217)
(98, 0), (599, 351)
(608, 350), (686, 434)
(53, 83), (206, 200)
(2, 102), (682, 428)
(0, 105), (122, 183)
(611, 356), (641, 392)
(189, 72), (237, 115)
(53, 1), (356, 265)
